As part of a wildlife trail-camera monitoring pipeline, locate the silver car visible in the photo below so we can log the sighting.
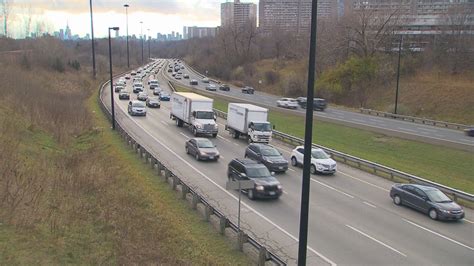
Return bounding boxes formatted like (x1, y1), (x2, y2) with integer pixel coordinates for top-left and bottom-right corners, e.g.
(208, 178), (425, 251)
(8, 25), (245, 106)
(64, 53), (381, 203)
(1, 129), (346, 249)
(185, 138), (220, 161)
(128, 100), (146, 116)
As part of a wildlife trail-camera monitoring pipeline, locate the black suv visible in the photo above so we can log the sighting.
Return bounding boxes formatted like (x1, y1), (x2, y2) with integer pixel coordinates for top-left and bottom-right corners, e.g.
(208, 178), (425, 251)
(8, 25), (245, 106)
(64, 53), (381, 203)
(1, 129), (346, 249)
(242, 86), (255, 94)
(244, 144), (288, 173)
(296, 97), (327, 111)
(227, 158), (283, 200)
(219, 84), (230, 91)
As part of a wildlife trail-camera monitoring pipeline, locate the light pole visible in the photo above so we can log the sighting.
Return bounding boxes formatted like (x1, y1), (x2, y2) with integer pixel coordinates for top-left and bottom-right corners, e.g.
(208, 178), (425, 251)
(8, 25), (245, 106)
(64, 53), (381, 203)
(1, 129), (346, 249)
(140, 21), (144, 64)
(108, 26), (120, 130)
(298, 0), (319, 264)
(394, 35), (403, 115)
(124, 4), (130, 69)
(89, 0), (96, 78)
(147, 28), (151, 59)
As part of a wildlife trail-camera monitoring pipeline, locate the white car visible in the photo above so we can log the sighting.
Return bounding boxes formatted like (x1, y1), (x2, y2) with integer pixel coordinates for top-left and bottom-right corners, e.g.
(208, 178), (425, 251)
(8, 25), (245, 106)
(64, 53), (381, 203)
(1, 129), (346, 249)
(290, 145), (337, 174)
(202, 77), (210, 83)
(153, 87), (162, 95)
(137, 92), (148, 101)
(276, 98), (298, 109)
(128, 100), (146, 116)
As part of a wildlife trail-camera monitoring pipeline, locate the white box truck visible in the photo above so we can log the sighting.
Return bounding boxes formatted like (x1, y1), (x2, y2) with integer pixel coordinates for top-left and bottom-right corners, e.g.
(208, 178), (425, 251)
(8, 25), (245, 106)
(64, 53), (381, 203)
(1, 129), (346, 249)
(170, 92), (218, 137)
(226, 103), (272, 143)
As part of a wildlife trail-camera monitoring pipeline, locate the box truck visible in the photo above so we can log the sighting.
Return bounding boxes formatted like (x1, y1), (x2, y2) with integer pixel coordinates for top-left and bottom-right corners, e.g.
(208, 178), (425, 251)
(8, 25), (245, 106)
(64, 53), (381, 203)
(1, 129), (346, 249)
(226, 103), (272, 143)
(170, 92), (218, 137)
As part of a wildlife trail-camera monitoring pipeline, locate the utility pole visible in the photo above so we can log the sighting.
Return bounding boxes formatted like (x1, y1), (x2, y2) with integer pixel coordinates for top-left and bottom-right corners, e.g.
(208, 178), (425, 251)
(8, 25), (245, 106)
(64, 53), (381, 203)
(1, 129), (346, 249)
(89, 0), (96, 78)
(140, 21), (143, 64)
(147, 28), (151, 59)
(394, 35), (403, 115)
(124, 4), (130, 69)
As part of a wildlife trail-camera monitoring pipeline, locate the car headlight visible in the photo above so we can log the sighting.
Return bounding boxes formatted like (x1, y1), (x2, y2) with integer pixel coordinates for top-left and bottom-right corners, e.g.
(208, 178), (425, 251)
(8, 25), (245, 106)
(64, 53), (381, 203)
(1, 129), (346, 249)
(255, 185), (264, 191)
(214, 124), (218, 129)
(277, 185), (282, 190)
(316, 164), (324, 169)
(440, 209), (450, 213)
(196, 124), (202, 129)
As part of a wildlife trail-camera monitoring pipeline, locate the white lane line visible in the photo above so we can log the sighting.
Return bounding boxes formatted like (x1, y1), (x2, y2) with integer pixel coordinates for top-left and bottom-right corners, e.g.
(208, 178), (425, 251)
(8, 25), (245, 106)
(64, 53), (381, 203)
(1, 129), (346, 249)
(403, 219), (474, 251)
(282, 190), (289, 195)
(338, 171), (390, 192)
(346, 225), (407, 257)
(288, 168), (296, 172)
(160, 121), (168, 126)
(220, 155), (225, 159)
(397, 127), (418, 133)
(363, 201), (377, 208)
(179, 132), (190, 139)
(416, 127), (438, 132)
(232, 142), (240, 146)
(217, 135), (232, 143)
(117, 111), (337, 266)
(463, 219), (474, 224)
(311, 178), (354, 199)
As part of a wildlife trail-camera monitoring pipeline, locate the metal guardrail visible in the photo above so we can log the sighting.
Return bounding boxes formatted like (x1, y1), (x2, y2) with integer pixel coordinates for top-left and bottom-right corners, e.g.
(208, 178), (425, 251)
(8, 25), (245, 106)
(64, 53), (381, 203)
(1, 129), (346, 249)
(211, 110), (473, 205)
(360, 108), (470, 131)
(99, 74), (286, 266)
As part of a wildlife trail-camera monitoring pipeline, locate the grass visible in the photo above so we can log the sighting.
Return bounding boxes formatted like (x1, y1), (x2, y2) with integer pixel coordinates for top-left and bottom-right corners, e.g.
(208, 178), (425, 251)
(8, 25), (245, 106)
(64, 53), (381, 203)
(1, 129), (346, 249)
(174, 84), (474, 194)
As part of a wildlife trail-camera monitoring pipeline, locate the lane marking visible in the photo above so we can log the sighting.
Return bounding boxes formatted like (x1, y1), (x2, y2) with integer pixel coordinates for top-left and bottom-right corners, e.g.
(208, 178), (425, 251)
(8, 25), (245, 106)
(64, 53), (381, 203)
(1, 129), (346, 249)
(338, 171), (390, 192)
(363, 201), (377, 208)
(160, 121), (168, 126)
(179, 132), (190, 139)
(233, 142), (240, 146)
(397, 127), (418, 133)
(282, 190), (289, 195)
(114, 106), (337, 265)
(311, 178), (354, 199)
(217, 135), (232, 143)
(403, 219), (474, 251)
(346, 224), (407, 257)
(462, 219), (474, 224)
(416, 127), (438, 132)
(288, 168), (296, 172)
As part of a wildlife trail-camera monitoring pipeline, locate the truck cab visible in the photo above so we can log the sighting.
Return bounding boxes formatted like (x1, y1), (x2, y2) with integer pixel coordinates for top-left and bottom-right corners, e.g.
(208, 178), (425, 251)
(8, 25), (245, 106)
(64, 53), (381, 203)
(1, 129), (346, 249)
(191, 110), (218, 137)
(248, 121), (272, 143)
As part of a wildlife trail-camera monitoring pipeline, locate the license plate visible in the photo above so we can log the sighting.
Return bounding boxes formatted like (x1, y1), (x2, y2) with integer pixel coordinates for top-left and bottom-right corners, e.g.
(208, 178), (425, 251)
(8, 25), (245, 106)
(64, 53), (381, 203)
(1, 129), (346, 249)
(278, 166), (283, 169)
(209, 156), (214, 160)
(269, 191), (276, 195)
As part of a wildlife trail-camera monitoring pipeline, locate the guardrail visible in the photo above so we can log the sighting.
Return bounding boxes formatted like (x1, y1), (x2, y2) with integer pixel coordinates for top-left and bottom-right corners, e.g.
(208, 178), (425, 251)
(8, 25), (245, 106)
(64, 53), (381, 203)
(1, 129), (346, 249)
(100, 74), (286, 266)
(360, 108), (470, 131)
(210, 110), (474, 205)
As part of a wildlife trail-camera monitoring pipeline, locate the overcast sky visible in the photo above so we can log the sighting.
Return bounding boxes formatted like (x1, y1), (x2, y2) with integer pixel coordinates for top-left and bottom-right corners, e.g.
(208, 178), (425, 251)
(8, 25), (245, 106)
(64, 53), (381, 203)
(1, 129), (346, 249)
(7, 0), (259, 38)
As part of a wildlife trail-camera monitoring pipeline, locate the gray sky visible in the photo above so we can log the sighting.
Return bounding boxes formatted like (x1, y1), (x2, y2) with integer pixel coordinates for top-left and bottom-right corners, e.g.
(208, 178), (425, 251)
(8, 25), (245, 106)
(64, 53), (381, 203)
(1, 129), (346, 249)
(8, 0), (258, 38)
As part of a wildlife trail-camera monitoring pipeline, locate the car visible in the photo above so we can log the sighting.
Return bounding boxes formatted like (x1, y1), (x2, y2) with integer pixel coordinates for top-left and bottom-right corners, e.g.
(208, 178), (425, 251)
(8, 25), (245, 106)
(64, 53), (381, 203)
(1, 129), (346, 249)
(159, 91), (171, 101)
(185, 138), (220, 161)
(171, 72), (177, 77)
(133, 84), (144, 93)
(118, 90), (130, 100)
(276, 98), (298, 109)
(219, 84), (230, 91)
(146, 97), (161, 108)
(296, 97), (307, 108)
(227, 158), (283, 200)
(390, 184), (465, 221)
(130, 71), (137, 76)
(124, 75), (131, 80)
(175, 74), (182, 80)
(133, 78), (142, 83)
(202, 77), (210, 83)
(242, 86), (255, 94)
(153, 87), (162, 95)
(190, 79), (198, 85)
(114, 85), (125, 92)
(149, 80), (159, 89)
(464, 127), (474, 137)
(128, 100), (146, 116)
(313, 98), (327, 111)
(205, 84), (217, 91)
(183, 74), (189, 79)
(167, 68), (172, 73)
(244, 143), (288, 173)
(290, 146), (337, 174)
(137, 92), (148, 101)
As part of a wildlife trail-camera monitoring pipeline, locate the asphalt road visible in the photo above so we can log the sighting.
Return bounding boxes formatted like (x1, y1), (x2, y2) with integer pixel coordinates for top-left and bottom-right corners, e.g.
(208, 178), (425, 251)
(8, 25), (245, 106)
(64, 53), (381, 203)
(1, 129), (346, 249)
(102, 60), (474, 265)
(171, 61), (474, 152)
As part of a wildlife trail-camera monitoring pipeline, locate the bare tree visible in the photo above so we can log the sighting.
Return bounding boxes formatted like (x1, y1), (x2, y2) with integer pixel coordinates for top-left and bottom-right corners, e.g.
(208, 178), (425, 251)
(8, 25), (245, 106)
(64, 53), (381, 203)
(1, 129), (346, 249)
(0, 0), (12, 37)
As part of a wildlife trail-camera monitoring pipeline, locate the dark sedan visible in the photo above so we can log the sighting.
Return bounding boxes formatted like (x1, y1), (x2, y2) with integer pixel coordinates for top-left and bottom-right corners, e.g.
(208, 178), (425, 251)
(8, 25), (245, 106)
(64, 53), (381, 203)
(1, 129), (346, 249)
(219, 84), (230, 91)
(390, 184), (464, 221)
(244, 143), (288, 173)
(465, 127), (474, 137)
(146, 97), (160, 108)
(185, 138), (220, 161)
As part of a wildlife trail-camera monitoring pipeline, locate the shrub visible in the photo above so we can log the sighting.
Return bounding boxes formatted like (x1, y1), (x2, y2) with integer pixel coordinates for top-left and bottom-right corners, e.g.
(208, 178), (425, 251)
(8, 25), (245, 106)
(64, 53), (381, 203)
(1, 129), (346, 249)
(52, 57), (65, 73)
(264, 70), (280, 85)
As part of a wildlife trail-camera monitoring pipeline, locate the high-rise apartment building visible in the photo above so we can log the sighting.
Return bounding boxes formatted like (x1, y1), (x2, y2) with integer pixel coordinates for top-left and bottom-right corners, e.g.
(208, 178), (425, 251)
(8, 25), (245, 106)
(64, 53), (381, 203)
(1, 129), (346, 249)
(259, 0), (339, 34)
(184, 26), (218, 39)
(221, 0), (257, 28)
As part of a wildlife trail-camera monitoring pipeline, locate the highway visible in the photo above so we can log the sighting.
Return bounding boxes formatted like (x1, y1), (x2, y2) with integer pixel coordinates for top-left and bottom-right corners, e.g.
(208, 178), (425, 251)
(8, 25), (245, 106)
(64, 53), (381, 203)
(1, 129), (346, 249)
(174, 62), (474, 152)
(101, 59), (473, 265)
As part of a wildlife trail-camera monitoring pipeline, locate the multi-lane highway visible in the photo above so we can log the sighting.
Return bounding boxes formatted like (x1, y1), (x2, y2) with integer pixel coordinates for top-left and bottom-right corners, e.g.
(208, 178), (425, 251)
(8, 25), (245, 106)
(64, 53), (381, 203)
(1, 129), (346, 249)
(101, 59), (473, 265)
(176, 62), (474, 152)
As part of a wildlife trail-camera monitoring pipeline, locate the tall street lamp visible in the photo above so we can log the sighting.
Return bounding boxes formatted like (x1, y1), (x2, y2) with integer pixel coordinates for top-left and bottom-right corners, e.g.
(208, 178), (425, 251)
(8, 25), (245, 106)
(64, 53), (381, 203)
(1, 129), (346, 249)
(108, 26), (120, 130)
(298, 0), (319, 264)
(147, 28), (151, 59)
(140, 21), (144, 64)
(394, 35), (403, 115)
(89, 0), (96, 78)
(124, 4), (130, 69)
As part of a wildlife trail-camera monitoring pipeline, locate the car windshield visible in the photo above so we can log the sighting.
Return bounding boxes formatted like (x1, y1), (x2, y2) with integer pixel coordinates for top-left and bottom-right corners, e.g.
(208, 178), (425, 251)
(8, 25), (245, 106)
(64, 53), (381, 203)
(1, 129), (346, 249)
(261, 148), (280, 156)
(311, 149), (330, 159)
(253, 123), (272, 131)
(314, 99), (326, 104)
(246, 166), (271, 178)
(132, 102), (145, 107)
(289, 99), (297, 102)
(161, 92), (170, 96)
(195, 111), (214, 119)
(425, 189), (452, 203)
(197, 139), (214, 148)
(150, 80), (158, 84)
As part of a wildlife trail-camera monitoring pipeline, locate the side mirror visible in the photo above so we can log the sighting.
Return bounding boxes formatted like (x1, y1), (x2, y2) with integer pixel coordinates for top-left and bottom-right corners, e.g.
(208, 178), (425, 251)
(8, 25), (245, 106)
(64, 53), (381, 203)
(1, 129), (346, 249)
(240, 173), (247, 178)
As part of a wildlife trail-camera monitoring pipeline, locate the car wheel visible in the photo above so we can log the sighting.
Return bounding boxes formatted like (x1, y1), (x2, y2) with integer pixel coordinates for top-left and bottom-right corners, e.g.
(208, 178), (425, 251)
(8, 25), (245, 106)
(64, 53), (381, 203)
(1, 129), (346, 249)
(291, 157), (298, 166)
(248, 189), (255, 200)
(393, 195), (402, 205)
(195, 153), (200, 161)
(233, 131), (239, 139)
(247, 137), (252, 144)
(429, 209), (438, 220)
(310, 164), (317, 174)
(212, 133), (217, 138)
(193, 127), (198, 136)
(185, 146), (189, 154)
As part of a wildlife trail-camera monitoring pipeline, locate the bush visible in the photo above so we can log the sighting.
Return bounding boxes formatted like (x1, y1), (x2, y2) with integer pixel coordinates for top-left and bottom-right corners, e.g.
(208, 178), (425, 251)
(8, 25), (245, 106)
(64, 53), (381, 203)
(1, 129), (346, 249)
(264, 70), (280, 85)
(68, 60), (81, 71)
(51, 57), (65, 73)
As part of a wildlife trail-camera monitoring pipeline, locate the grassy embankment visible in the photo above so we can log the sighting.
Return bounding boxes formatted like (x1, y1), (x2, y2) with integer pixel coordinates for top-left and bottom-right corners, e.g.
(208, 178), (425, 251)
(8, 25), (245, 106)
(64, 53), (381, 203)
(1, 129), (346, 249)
(0, 65), (249, 264)
(175, 84), (474, 194)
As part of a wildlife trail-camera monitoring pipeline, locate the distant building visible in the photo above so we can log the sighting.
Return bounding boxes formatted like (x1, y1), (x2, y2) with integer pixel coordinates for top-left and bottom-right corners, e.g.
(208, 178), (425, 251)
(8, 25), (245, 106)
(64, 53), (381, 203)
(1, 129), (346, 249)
(221, 0), (257, 28)
(184, 26), (217, 39)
